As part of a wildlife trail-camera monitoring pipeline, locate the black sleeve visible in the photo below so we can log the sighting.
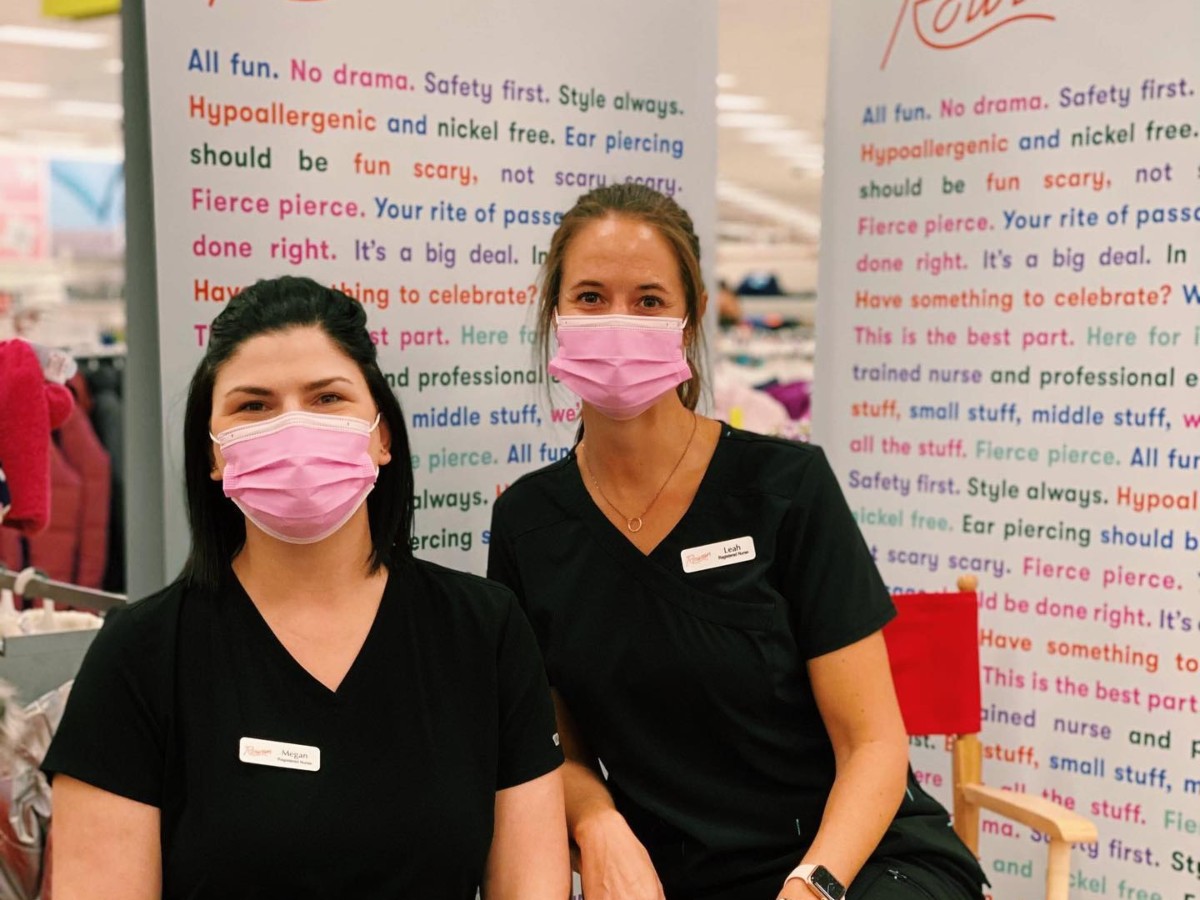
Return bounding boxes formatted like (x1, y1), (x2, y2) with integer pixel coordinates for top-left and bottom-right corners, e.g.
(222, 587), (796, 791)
(41, 604), (168, 807)
(781, 446), (896, 659)
(486, 496), (524, 601)
(494, 594), (562, 790)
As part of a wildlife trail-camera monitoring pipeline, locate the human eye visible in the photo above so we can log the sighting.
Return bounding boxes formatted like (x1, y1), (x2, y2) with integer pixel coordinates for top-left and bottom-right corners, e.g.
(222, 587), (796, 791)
(575, 291), (603, 306)
(316, 392), (345, 405)
(639, 294), (665, 309)
(237, 400), (267, 413)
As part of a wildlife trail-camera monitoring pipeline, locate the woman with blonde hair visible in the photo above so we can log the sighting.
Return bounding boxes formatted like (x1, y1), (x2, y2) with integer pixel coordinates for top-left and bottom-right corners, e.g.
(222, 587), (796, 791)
(489, 184), (985, 900)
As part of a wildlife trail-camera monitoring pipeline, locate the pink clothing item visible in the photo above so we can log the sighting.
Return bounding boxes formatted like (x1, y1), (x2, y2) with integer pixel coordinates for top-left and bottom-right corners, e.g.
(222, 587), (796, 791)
(712, 381), (792, 437)
(212, 411), (379, 544)
(548, 315), (692, 420)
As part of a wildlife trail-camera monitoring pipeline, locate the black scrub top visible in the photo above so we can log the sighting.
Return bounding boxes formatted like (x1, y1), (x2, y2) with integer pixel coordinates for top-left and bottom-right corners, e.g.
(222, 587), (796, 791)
(43, 559), (563, 899)
(488, 425), (984, 899)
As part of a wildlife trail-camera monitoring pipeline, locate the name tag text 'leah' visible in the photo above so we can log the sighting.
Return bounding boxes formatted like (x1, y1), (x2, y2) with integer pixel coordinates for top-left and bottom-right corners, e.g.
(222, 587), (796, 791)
(681, 536), (756, 574)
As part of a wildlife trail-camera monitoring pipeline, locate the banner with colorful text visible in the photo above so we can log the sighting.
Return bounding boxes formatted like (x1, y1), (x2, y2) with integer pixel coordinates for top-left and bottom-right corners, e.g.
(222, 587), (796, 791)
(143, 0), (716, 576)
(816, 1), (1200, 896)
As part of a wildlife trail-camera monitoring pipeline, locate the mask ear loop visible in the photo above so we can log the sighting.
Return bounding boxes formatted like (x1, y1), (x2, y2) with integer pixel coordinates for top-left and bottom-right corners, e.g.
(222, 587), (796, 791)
(370, 412), (387, 474)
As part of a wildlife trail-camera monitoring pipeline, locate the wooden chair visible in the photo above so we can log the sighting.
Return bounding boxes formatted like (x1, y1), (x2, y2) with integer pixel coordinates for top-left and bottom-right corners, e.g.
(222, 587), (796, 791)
(882, 575), (1098, 900)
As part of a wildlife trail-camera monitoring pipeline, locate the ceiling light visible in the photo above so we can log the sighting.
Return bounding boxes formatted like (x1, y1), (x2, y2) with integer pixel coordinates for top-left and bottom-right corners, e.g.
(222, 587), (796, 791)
(773, 152), (824, 165)
(716, 93), (766, 112)
(769, 142), (825, 160)
(773, 152), (825, 175)
(770, 149), (824, 164)
(16, 129), (90, 147)
(742, 128), (814, 146)
(716, 73), (736, 89)
(0, 26), (108, 50)
(717, 180), (821, 239)
(717, 112), (790, 130)
(53, 100), (123, 120)
(772, 147), (825, 164)
(0, 81), (51, 99)
(781, 160), (824, 176)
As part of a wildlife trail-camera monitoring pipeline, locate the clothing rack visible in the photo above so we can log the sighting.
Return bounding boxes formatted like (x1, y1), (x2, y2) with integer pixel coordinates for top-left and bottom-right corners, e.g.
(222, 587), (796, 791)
(0, 565), (127, 612)
(0, 565), (125, 701)
(74, 345), (126, 362)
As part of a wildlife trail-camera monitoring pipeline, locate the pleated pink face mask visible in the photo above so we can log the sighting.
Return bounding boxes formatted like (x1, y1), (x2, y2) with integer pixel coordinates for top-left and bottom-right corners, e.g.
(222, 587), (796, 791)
(548, 314), (692, 420)
(211, 411), (380, 544)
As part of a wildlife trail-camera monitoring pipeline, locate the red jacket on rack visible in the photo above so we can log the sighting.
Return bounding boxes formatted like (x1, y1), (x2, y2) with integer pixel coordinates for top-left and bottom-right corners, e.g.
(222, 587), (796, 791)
(54, 405), (111, 588)
(0, 341), (74, 536)
(22, 446), (83, 585)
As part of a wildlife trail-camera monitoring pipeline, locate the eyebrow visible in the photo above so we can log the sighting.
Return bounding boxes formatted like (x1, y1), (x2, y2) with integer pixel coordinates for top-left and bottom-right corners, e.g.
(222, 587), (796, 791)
(569, 279), (668, 292)
(225, 376), (354, 398)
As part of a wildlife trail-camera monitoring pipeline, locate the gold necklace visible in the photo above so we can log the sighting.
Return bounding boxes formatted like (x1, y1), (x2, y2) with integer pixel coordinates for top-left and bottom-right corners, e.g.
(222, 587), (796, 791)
(581, 412), (698, 533)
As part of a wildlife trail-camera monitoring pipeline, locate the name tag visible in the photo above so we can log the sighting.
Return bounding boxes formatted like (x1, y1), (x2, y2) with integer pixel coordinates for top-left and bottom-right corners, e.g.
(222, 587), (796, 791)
(239, 737), (321, 772)
(681, 536), (756, 574)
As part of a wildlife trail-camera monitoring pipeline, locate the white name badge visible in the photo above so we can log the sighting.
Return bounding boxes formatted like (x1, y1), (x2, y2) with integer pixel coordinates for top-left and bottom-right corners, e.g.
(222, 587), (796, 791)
(239, 737), (321, 772)
(681, 536), (756, 574)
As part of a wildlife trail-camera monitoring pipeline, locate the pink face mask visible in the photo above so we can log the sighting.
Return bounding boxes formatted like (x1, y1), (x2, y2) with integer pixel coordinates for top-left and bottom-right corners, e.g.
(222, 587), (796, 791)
(211, 411), (381, 544)
(548, 314), (693, 420)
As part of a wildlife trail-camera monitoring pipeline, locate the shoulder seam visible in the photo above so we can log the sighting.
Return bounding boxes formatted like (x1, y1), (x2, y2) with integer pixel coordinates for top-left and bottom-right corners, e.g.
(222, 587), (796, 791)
(493, 459), (578, 541)
(725, 427), (824, 457)
(720, 431), (826, 501)
(492, 507), (574, 543)
(114, 579), (187, 624)
(505, 454), (576, 490)
(414, 558), (516, 598)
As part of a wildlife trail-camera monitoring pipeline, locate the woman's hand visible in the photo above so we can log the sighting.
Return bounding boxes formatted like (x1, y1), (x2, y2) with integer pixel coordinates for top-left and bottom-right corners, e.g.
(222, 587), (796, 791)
(576, 809), (666, 900)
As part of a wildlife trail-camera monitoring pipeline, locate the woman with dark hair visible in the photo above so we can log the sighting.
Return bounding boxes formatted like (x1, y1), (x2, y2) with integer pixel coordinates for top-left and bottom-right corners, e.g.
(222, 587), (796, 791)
(488, 185), (986, 900)
(44, 276), (569, 899)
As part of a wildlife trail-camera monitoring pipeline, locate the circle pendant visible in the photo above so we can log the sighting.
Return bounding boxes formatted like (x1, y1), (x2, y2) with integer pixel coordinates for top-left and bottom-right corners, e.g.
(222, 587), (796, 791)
(627, 517), (644, 533)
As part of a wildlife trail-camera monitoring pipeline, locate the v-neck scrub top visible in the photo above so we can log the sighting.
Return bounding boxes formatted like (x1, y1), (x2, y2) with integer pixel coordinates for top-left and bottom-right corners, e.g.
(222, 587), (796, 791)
(487, 426), (984, 899)
(42, 559), (563, 899)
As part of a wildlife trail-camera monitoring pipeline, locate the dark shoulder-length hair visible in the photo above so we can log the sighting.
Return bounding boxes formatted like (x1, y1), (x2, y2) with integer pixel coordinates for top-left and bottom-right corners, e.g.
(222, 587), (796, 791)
(180, 275), (414, 590)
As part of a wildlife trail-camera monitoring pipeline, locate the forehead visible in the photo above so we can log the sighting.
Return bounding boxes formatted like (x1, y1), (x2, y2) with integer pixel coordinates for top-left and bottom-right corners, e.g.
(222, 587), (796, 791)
(563, 215), (679, 280)
(213, 326), (362, 386)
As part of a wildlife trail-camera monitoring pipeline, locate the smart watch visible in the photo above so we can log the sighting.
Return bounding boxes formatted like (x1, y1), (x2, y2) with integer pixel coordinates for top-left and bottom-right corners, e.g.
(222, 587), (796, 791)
(786, 864), (846, 899)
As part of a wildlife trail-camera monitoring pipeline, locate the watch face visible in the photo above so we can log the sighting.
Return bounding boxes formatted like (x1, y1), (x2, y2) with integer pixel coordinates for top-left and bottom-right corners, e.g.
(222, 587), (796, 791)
(810, 865), (846, 900)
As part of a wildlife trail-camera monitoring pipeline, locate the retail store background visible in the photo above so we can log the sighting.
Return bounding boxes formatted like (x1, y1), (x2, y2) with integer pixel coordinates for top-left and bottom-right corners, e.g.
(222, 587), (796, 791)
(3, 0), (1198, 896)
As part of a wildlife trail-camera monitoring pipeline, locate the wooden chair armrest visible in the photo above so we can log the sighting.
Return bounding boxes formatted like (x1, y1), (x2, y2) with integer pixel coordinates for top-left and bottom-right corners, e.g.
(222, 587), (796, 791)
(961, 783), (1098, 843)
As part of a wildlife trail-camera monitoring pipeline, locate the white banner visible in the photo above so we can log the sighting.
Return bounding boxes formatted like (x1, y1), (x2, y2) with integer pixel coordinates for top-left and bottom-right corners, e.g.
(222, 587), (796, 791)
(816, 2), (1200, 896)
(143, 0), (716, 576)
